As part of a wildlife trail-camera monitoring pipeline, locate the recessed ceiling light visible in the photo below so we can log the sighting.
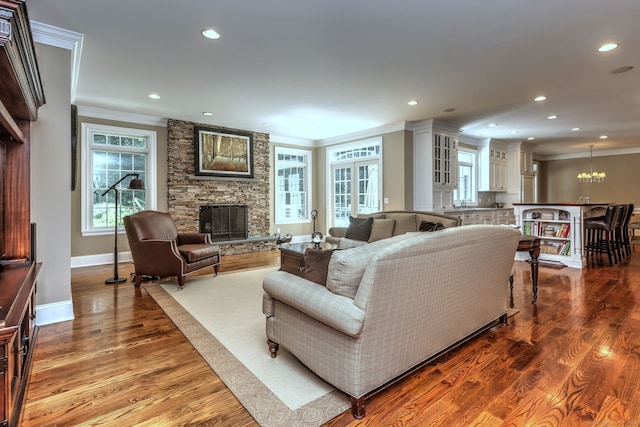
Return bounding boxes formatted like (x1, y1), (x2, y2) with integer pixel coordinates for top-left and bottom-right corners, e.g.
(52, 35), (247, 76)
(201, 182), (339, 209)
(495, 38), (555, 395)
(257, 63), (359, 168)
(202, 112), (213, 116)
(534, 96), (547, 102)
(599, 135), (608, 139)
(610, 65), (634, 74)
(571, 127), (581, 131)
(444, 107), (455, 113)
(407, 100), (419, 106)
(527, 137), (535, 140)
(547, 115), (558, 120)
(488, 123), (498, 127)
(263, 123), (271, 126)
(598, 43), (618, 52)
(202, 28), (221, 39)
(148, 93), (160, 99)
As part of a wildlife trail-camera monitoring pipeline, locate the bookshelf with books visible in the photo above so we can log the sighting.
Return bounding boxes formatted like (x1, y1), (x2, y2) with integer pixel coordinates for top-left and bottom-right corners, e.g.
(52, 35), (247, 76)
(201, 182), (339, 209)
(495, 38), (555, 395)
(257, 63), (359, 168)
(513, 203), (608, 269)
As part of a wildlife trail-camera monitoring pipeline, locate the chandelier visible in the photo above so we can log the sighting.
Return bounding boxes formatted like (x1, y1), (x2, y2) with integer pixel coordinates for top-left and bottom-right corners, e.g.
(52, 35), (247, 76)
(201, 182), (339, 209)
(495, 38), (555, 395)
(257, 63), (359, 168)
(577, 145), (606, 183)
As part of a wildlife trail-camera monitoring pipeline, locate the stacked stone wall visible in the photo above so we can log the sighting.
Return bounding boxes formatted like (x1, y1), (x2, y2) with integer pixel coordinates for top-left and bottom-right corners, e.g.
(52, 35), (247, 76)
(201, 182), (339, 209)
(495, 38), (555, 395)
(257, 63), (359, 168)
(167, 119), (274, 255)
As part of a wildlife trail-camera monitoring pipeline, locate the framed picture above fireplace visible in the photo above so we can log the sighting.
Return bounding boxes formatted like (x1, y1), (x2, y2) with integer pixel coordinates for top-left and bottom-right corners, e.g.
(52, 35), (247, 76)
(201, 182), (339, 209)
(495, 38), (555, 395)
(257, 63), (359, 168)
(194, 126), (254, 178)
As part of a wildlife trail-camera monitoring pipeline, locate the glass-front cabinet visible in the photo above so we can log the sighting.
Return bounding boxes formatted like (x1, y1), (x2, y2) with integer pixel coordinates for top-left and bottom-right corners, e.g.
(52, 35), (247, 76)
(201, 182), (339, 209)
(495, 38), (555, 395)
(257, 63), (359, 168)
(413, 119), (459, 211)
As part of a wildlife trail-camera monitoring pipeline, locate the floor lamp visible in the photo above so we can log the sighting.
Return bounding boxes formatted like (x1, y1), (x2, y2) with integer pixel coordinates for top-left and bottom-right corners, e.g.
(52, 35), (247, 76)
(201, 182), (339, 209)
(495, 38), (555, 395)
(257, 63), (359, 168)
(101, 173), (145, 284)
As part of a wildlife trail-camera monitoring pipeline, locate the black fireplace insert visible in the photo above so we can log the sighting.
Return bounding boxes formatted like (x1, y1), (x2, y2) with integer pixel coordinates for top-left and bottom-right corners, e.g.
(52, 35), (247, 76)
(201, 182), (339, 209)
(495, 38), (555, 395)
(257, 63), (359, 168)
(199, 205), (248, 242)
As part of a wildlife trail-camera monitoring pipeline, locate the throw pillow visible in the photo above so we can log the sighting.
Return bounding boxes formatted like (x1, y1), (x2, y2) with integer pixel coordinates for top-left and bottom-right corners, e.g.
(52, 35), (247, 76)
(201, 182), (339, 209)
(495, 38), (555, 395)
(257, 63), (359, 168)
(368, 218), (396, 242)
(345, 216), (373, 241)
(303, 248), (337, 286)
(419, 221), (446, 232)
(385, 213), (417, 235)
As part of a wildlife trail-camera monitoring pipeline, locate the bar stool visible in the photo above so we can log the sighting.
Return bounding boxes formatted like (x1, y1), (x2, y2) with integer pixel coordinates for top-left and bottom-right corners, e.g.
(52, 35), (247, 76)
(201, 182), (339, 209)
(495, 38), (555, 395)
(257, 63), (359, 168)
(584, 204), (620, 266)
(621, 203), (635, 257)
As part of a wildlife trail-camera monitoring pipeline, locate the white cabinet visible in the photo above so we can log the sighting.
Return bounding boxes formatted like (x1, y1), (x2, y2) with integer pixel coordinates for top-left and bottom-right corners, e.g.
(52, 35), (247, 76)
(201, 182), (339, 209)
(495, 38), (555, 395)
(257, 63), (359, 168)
(478, 139), (508, 192)
(433, 133), (458, 188)
(413, 119), (459, 211)
(513, 204), (607, 269)
(520, 150), (534, 176)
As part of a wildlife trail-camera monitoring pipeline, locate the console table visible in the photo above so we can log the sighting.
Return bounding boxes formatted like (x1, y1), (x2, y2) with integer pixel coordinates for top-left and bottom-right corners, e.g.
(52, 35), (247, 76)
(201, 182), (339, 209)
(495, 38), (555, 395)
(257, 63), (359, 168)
(511, 236), (540, 303)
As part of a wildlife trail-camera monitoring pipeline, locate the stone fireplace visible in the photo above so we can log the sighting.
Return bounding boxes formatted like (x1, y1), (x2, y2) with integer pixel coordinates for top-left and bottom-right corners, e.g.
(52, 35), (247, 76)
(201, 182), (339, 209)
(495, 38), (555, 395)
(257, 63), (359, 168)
(167, 119), (275, 255)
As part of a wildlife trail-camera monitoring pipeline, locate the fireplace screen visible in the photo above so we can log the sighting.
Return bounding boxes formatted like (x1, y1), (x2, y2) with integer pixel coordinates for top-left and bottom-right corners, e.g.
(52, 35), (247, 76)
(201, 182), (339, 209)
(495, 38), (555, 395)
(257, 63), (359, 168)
(199, 205), (248, 242)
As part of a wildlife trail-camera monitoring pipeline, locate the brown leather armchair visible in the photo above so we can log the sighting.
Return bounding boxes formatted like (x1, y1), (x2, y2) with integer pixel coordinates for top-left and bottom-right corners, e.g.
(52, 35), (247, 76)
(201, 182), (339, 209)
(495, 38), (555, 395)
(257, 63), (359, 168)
(124, 210), (221, 290)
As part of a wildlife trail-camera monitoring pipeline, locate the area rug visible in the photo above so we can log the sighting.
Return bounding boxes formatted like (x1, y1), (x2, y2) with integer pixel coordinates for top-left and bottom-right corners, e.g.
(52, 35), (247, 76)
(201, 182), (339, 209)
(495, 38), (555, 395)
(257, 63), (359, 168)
(142, 267), (350, 427)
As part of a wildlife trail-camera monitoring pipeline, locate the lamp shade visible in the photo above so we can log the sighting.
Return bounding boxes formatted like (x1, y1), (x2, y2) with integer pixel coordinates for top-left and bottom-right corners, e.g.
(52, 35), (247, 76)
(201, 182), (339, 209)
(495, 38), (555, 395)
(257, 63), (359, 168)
(127, 177), (145, 190)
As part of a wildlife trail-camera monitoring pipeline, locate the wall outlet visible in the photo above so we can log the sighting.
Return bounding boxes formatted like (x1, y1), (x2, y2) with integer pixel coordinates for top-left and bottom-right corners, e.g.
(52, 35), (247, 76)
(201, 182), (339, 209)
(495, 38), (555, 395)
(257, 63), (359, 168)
(384, 197), (389, 204)
(276, 227), (280, 234)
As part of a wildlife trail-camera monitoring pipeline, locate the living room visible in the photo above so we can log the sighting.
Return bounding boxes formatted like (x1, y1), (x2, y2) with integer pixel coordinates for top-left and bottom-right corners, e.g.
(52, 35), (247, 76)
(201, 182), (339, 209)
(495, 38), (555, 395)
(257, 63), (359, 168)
(4, 0), (640, 424)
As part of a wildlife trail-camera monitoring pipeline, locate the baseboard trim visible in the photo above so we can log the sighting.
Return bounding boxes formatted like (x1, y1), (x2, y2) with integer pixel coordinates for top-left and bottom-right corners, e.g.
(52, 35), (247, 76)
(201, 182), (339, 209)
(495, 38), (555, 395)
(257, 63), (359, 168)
(71, 252), (133, 268)
(36, 300), (75, 326)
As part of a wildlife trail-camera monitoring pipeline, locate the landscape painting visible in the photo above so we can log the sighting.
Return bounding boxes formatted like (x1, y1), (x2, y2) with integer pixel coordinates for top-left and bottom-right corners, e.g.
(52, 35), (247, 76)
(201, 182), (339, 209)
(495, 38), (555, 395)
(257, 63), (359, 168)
(194, 126), (254, 178)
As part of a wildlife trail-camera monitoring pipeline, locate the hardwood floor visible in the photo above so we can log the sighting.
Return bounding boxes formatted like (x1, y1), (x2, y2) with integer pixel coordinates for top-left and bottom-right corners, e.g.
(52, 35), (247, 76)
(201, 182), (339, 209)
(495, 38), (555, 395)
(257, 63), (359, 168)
(21, 247), (640, 426)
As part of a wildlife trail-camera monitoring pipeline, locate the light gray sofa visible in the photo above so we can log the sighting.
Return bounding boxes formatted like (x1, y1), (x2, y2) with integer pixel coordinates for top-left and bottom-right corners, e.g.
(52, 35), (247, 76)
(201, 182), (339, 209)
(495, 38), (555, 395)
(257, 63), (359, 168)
(325, 210), (461, 244)
(262, 225), (521, 418)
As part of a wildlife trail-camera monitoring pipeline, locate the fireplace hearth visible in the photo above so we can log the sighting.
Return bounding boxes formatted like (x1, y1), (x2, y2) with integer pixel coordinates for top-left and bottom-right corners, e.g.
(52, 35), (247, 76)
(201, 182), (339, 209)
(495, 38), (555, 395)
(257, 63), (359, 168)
(199, 205), (248, 242)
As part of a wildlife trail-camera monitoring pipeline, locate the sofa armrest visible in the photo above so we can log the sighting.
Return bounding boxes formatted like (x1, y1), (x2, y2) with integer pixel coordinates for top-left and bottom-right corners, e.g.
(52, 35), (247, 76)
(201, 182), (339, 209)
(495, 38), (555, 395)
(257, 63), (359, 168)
(178, 233), (212, 245)
(263, 270), (365, 337)
(328, 227), (347, 238)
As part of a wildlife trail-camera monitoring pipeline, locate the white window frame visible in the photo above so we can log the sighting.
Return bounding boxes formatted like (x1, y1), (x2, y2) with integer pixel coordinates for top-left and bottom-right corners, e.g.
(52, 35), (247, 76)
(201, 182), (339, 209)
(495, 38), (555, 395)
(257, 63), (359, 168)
(326, 137), (383, 228)
(274, 146), (313, 225)
(81, 123), (157, 236)
(453, 146), (478, 205)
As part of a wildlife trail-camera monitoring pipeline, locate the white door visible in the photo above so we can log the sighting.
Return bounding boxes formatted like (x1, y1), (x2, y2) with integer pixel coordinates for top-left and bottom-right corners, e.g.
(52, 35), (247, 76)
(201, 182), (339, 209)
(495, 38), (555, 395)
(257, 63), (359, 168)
(331, 161), (380, 227)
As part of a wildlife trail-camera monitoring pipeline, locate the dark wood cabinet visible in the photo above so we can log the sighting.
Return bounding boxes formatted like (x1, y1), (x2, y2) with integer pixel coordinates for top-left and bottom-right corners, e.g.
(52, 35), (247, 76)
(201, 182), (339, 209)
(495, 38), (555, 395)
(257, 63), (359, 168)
(1, 1), (45, 426)
(0, 263), (39, 427)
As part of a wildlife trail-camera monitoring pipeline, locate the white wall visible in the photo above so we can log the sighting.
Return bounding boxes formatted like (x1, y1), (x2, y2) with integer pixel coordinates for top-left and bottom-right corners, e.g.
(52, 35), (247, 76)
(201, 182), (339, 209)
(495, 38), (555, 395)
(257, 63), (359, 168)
(31, 43), (74, 325)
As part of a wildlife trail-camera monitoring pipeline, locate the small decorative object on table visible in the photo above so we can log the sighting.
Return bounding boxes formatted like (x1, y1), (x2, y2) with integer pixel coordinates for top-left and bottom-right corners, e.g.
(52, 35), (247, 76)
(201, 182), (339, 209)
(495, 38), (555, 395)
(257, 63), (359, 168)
(311, 231), (323, 249)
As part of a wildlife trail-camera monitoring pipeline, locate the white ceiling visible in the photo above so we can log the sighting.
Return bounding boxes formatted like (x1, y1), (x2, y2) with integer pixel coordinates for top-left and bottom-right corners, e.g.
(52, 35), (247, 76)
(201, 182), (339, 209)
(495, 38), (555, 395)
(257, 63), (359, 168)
(27, 0), (640, 157)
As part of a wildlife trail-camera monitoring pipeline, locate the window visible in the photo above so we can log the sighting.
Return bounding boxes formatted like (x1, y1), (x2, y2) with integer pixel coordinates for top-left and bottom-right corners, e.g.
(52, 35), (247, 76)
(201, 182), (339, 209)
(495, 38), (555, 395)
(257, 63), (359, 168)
(81, 123), (157, 235)
(453, 148), (477, 204)
(328, 139), (382, 228)
(275, 146), (312, 224)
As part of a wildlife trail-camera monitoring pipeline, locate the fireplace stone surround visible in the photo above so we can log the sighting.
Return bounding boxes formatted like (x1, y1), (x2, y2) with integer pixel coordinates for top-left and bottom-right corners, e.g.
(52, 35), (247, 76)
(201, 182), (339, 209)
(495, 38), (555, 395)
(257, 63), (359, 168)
(167, 119), (276, 255)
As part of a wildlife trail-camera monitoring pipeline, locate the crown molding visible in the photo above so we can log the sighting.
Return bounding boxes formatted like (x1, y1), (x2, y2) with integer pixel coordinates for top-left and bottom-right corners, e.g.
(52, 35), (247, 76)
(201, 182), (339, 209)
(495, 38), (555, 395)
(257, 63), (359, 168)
(30, 21), (83, 103)
(315, 121), (408, 147)
(77, 105), (166, 127)
(538, 146), (640, 161)
(269, 134), (315, 147)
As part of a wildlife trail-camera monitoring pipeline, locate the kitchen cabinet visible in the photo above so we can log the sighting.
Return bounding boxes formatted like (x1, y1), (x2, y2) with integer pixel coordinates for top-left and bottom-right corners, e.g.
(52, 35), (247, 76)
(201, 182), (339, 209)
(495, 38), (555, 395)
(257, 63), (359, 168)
(413, 119), (459, 211)
(478, 139), (508, 192)
(444, 208), (514, 226)
(520, 150), (534, 176)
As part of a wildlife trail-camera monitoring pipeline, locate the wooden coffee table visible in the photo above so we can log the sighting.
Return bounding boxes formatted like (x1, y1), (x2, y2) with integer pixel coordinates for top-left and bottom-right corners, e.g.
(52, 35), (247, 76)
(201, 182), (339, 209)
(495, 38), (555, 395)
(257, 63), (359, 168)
(279, 242), (338, 278)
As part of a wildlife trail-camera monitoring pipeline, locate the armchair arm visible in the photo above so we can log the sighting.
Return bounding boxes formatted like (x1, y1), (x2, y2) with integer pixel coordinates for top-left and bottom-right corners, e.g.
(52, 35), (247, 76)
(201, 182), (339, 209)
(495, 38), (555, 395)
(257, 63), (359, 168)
(263, 271), (365, 337)
(328, 227), (347, 238)
(178, 233), (212, 245)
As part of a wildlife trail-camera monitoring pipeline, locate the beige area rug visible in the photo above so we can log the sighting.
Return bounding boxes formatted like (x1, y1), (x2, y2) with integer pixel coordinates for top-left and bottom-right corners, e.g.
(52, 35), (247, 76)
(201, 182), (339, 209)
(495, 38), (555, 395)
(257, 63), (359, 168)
(142, 267), (350, 427)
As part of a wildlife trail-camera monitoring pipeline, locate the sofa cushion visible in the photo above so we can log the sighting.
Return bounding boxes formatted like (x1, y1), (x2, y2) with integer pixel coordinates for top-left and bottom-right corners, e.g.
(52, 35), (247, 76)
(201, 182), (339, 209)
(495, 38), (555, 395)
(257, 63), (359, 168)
(303, 248), (337, 286)
(345, 216), (373, 241)
(368, 218), (396, 242)
(178, 244), (220, 262)
(386, 213), (417, 235)
(338, 238), (369, 249)
(327, 233), (417, 298)
(419, 220), (446, 232)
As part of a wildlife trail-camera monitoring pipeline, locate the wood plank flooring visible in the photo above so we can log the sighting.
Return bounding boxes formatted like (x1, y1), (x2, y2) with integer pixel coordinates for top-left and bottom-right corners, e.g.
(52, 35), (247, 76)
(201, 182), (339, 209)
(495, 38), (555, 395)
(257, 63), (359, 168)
(20, 247), (640, 426)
